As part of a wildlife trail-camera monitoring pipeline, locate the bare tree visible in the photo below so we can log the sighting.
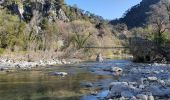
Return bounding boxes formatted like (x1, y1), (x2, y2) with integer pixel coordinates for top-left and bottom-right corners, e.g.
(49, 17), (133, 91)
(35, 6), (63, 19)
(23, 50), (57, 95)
(147, 1), (170, 44)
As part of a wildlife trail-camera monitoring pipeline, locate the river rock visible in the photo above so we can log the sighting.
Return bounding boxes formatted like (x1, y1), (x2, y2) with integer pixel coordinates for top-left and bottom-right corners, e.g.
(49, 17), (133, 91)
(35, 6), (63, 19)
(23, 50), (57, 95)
(119, 96), (126, 100)
(147, 77), (158, 81)
(80, 82), (93, 88)
(108, 82), (140, 98)
(147, 85), (170, 96)
(48, 72), (68, 76)
(164, 79), (170, 86)
(157, 79), (165, 86)
(61, 59), (67, 64)
(130, 96), (137, 100)
(148, 93), (154, 100)
(121, 91), (134, 98)
(111, 67), (123, 72)
(96, 53), (103, 62)
(136, 94), (148, 100)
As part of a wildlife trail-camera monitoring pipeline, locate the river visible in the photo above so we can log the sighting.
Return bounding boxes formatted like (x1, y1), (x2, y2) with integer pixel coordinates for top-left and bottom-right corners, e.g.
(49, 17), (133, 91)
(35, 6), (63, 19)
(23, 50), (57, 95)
(0, 59), (169, 100)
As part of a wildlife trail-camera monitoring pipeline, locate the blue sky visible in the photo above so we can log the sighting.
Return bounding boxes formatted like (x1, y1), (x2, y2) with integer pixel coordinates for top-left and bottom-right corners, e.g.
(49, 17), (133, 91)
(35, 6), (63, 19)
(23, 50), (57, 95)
(65, 0), (142, 20)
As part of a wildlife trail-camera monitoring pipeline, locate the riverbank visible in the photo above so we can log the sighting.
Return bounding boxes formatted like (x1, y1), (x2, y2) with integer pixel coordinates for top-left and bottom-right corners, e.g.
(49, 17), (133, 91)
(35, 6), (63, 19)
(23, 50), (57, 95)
(84, 61), (170, 100)
(0, 59), (169, 99)
(0, 51), (133, 71)
(0, 51), (83, 71)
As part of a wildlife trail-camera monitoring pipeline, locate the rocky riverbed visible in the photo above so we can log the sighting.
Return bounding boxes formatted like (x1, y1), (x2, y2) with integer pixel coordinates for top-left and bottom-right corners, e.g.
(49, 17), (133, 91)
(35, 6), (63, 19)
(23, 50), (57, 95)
(0, 59), (169, 100)
(83, 61), (170, 100)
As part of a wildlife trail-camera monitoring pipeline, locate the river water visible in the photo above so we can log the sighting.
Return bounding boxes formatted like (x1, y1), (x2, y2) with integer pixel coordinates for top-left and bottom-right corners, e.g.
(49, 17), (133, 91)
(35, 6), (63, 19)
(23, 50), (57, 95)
(0, 59), (132, 100)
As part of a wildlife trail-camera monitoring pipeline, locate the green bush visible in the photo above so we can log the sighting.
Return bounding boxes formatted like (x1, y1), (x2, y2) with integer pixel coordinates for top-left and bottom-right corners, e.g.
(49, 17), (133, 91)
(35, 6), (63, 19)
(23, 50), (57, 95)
(0, 48), (4, 54)
(153, 32), (168, 46)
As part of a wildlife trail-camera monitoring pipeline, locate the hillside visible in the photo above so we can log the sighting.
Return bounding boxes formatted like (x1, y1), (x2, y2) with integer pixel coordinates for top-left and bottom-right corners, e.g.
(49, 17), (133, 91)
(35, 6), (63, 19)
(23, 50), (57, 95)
(0, 0), (126, 59)
(110, 0), (170, 29)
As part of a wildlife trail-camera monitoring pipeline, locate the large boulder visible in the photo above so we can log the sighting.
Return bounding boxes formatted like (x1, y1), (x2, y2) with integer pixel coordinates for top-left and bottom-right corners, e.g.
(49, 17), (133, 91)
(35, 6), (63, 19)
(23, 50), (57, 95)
(108, 82), (141, 98)
(96, 53), (103, 62)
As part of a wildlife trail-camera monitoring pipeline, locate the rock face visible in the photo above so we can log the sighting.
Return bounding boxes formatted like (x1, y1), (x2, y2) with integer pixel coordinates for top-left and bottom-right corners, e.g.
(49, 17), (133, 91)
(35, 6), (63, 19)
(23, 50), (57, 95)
(96, 53), (103, 62)
(56, 9), (69, 22)
(3, 0), (69, 22)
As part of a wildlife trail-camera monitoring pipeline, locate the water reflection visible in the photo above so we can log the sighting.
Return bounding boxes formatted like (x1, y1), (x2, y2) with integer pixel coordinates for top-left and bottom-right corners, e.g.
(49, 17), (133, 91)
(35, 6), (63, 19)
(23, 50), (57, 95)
(0, 60), (131, 100)
(0, 68), (112, 100)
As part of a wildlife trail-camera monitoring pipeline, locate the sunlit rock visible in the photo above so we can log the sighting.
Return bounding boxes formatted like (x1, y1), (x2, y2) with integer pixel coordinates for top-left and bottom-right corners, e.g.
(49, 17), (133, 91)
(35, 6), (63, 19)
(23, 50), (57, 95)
(136, 94), (148, 100)
(96, 53), (103, 62)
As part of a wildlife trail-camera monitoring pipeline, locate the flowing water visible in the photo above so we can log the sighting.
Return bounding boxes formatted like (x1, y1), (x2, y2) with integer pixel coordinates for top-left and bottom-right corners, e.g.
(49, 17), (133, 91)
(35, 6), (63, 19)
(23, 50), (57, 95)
(0, 60), (132, 100)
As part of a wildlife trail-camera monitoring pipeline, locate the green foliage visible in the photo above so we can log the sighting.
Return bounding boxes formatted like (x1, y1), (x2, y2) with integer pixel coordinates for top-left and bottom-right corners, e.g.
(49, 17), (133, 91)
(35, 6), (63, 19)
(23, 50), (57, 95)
(153, 32), (168, 46)
(0, 9), (26, 51)
(0, 48), (4, 54)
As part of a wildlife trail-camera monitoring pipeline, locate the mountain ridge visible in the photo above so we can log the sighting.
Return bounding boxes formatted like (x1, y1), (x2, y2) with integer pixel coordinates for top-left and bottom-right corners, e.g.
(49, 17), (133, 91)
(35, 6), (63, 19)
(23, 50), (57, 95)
(110, 0), (168, 29)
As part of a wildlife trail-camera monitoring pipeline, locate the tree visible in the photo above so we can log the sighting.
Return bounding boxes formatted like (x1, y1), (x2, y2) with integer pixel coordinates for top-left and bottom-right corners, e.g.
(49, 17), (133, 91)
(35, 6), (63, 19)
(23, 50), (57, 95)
(147, 1), (170, 45)
(0, 9), (26, 51)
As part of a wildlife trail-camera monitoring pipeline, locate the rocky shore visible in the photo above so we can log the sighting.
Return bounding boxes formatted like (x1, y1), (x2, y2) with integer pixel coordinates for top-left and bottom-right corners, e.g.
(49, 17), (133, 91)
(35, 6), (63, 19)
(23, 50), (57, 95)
(81, 60), (170, 100)
(0, 58), (82, 71)
(100, 63), (170, 100)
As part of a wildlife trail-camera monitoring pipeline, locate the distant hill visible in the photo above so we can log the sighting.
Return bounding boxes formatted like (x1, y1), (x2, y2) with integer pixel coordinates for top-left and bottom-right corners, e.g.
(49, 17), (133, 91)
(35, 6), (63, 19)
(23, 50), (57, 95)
(110, 0), (167, 29)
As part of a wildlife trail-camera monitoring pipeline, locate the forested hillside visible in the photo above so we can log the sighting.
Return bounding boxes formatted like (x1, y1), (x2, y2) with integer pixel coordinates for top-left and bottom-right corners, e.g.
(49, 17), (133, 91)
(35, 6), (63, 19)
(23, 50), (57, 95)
(110, 0), (169, 29)
(111, 0), (170, 43)
(2, 0), (170, 60)
(0, 0), (125, 58)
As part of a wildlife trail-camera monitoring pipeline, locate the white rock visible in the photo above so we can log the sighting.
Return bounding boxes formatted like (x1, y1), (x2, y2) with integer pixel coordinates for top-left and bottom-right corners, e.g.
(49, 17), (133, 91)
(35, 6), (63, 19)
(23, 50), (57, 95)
(147, 77), (157, 81)
(119, 96), (126, 100)
(148, 94), (154, 100)
(61, 59), (67, 64)
(130, 96), (137, 100)
(158, 80), (165, 86)
(136, 94), (148, 100)
(49, 72), (68, 76)
(96, 53), (103, 62)
(139, 84), (145, 89)
(111, 67), (123, 72)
